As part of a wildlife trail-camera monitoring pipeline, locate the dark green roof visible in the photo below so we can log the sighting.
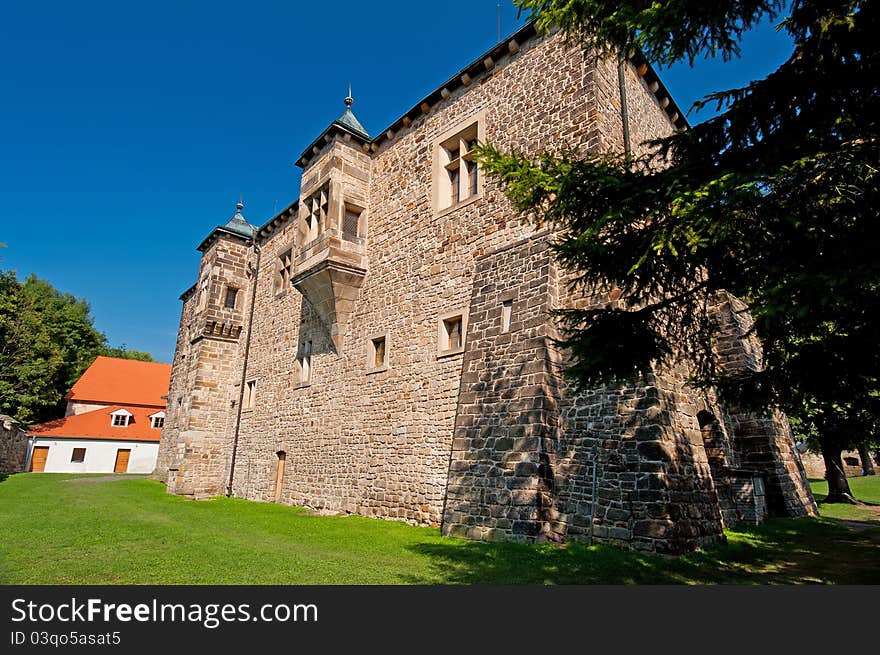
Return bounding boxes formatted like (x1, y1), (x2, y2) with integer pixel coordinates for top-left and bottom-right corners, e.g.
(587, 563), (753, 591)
(197, 202), (258, 251)
(296, 96), (371, 166)
(221, 202), (258, 239)
(332, 106), (369, 141)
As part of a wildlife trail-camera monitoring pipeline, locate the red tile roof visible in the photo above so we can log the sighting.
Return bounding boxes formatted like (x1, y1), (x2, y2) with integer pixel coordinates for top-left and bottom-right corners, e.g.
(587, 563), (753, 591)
(29, 406), (163, 442)
(67, 356), (171, 407)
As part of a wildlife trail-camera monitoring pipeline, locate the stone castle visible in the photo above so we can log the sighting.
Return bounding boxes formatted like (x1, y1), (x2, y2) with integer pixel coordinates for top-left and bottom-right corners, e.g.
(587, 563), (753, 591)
(154, 22), (817, 554)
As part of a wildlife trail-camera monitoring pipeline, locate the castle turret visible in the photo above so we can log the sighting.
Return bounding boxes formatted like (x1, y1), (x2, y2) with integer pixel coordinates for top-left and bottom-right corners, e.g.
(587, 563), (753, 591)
(154, 201), (257, 496)
(290, 92), (372, 351)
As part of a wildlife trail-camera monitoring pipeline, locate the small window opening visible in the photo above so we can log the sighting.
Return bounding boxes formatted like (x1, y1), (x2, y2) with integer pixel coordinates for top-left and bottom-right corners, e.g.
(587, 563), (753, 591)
(343, 206), (361, 240)
(444, 317), (462, 350)
(368, 335), (387, 371)
(71, 448), (86, 463)
(501, 299), (513, 333)
(298, 341), (312, 384)
(224, 287), (238, 309)
(244, 379), (257, 409)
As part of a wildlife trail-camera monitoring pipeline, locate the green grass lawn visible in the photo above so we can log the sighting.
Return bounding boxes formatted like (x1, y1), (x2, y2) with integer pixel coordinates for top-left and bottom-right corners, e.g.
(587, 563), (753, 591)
(1, 473), (877, 584)
(809, 475), (880, 524)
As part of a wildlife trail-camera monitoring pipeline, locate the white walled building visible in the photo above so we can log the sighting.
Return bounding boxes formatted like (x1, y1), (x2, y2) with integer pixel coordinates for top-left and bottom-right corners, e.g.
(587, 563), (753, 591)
(27, 357), (170, 474)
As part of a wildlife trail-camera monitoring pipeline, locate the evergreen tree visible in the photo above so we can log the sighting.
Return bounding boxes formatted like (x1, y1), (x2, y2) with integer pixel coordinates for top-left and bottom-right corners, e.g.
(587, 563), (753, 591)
(478, 0), (878, 501)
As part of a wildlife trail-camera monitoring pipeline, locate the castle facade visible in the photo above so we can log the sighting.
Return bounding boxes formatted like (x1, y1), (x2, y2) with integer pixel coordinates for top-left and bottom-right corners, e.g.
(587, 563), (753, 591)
(155, 23), (816, 553)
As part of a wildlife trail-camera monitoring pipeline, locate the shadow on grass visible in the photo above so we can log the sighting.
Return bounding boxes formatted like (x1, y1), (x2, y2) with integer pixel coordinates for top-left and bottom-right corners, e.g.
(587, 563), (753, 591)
(402, 519), (880, 585)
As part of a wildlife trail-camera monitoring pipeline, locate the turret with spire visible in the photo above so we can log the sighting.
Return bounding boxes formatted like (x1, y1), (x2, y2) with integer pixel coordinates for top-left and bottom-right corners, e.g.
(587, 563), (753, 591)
(332, 85), (369, 141)
(287, 85), (372, 351)
(296, 87), (371, 168)
(197, 198), (258, 251)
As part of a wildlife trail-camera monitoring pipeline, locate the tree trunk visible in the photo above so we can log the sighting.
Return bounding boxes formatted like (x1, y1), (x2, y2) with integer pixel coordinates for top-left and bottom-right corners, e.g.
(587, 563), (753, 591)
(857, 443), (876, 476)
(822, 446), (857, 503)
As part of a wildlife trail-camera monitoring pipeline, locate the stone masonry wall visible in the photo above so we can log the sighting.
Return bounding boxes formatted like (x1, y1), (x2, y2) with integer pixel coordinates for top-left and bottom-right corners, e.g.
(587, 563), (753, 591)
(442, 235), (561, 541)
(0, 415), (28, 473)
(710, 292), (817, 517)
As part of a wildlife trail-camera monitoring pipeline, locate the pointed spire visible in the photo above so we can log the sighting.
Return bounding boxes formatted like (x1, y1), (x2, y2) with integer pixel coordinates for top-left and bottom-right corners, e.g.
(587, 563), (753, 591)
(332, 84), (369, 140)
(222, 196), (256, 239)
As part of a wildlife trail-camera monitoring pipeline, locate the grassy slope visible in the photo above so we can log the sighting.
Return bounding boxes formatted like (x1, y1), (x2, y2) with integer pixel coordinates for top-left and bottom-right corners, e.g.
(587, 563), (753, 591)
(1, 473), (878, 585)
(809, 475), (880, 524)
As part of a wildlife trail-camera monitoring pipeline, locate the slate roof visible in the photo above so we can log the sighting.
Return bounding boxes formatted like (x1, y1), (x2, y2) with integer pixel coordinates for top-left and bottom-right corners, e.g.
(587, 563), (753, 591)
(197, 201), (258, 251)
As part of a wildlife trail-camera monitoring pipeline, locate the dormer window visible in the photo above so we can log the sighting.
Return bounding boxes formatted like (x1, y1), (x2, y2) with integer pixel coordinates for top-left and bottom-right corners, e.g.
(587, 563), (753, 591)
(150, 411), (166, 429)
(110, 409), (133, 428)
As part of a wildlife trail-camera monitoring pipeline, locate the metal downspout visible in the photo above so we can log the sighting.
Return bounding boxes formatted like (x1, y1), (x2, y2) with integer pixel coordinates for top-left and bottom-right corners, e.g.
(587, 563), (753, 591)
(226, 241), (261, 497)
(617, 57), (632, 165)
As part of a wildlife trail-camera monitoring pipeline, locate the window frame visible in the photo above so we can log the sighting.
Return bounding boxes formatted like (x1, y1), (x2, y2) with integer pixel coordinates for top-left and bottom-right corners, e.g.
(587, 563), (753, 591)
(110, 409), (132, 428)
(224, 286), (239, 309)
(243, 378), (257, 411)
(150, 411), (166, 429)
(437, 307), (469, 358)
(297, 341), (313, 386)
(432, 111), (486, 216)
(366, 331), (390, 374)
(500, 296), (515, 333)
(70, 447), (86, 463)
(342, 203), (365, 242)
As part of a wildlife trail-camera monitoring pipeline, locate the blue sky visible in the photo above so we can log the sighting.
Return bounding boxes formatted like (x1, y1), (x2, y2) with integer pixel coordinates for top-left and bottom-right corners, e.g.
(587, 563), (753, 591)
(0, 1), (794, 363)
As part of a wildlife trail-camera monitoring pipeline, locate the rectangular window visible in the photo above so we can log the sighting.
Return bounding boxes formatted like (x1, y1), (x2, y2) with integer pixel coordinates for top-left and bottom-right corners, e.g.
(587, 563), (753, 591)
(298, 341), (312, 384)
(224, 287), (238, 309)
(445, 317), (462, 350)
(435, 118), (482, 213)
(468, 160), (478, 197)
(449, 167), (460, 205)
(367, 333), (389, 373)
(438, 309), (468, 357)
(373, 337), (386, 367)
(244, 379), (257, 410)
(112, 414), (128, 427)
(501, 299), (513, 333)
(150, 416), (165, 429)
(343, 206), (361, 241)
(71, 448), (86, 463)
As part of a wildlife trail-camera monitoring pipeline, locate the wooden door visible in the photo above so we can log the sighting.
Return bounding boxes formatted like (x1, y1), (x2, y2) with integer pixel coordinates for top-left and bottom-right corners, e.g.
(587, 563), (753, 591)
(30, 446), (49, 472)
(114, 449), (131, 473)
(273, 451), (287, 503)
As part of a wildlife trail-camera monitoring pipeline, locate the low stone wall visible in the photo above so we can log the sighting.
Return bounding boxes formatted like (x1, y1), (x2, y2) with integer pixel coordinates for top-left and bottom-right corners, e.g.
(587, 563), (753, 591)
(799, 450), (876, 479)
(0, 415), (29, 473)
